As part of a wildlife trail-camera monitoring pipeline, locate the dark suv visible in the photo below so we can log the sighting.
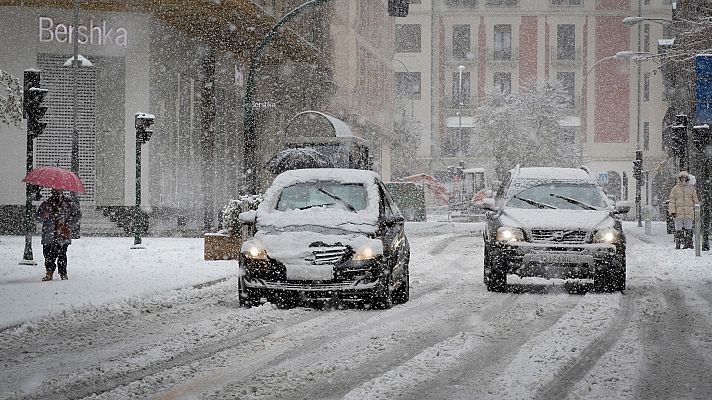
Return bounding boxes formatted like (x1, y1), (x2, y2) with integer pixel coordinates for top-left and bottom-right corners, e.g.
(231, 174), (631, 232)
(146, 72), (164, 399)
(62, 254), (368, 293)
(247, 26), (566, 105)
(482, 166), (629, 292)
(238, 168), (410, 309)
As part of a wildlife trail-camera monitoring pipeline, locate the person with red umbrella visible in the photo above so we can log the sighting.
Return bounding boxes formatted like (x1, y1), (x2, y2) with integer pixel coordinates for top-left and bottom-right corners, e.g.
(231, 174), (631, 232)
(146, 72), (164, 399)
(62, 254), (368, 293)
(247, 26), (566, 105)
(22, 166), (84, 281)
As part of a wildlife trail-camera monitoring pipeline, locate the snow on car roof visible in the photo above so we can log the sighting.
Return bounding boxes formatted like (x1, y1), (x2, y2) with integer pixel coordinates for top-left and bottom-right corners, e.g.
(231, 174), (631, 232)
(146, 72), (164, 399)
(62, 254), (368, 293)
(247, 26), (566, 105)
(256, 168), (382, 233)
(513, 167), (593, 181)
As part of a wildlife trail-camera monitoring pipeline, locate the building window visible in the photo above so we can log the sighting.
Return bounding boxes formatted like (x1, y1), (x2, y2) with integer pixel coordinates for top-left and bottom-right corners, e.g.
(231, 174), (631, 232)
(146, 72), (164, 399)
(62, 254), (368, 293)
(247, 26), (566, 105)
(453, 25), (471, 60)
(395, 72), (422, 100)
(552, 0), (582, 5)
(643, 24), (650, 53)
(486, 0), (519, 6)
(494, 25), (512, 60)
(452, 71), (471, 105)
(446, 0), (477, 6)
(442, 128), (471, 157)
(643, 122), (649, 151)
(643, 73), (650, 101)
(493, 72), (511, 94)
(557, 72), (575, 108)
(557, 24), (576, 60)
(395, 24), (422, 53)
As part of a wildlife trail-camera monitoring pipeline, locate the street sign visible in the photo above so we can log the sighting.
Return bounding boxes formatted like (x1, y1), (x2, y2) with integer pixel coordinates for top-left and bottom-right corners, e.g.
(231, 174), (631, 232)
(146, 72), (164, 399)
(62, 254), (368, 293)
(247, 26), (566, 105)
(695, 55), (712, 124)
(597, 171), (609, 184)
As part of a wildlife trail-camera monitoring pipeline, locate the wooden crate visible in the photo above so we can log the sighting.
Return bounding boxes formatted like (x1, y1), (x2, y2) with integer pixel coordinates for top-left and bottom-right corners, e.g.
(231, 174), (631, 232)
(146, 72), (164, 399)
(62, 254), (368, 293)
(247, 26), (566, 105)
(204, 233), (241, 260)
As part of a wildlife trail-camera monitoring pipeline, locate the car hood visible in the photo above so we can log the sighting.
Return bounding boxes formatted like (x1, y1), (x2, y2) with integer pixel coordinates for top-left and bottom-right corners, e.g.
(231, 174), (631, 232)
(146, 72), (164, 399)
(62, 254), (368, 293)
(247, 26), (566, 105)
(243, 230), (383, 266)
(499, 208), (615, 231)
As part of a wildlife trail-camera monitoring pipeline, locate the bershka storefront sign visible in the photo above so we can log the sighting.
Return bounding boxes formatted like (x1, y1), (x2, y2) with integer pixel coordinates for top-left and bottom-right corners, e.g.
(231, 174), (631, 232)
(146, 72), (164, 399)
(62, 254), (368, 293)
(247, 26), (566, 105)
(38, 16), (128, 47)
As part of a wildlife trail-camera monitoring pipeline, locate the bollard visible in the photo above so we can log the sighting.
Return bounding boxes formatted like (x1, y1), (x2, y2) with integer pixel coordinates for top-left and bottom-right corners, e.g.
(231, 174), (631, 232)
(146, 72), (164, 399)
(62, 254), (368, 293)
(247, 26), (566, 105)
(695, 204), (701, 257)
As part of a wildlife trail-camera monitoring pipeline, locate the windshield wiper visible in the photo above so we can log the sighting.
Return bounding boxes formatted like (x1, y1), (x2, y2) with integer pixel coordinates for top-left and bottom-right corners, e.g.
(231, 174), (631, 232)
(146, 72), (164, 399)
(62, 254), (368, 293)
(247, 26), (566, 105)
(299, 203), (335, 210)
(318, 188), (357, 212)
(513, 195), (557, 209)
(549, 193), (598, 210)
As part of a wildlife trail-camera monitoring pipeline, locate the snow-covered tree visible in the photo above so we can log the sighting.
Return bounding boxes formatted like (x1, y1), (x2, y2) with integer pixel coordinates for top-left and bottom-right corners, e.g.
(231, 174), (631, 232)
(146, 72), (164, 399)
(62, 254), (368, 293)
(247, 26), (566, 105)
(475, 80), (583, 181)
(0, 69), (22, 128)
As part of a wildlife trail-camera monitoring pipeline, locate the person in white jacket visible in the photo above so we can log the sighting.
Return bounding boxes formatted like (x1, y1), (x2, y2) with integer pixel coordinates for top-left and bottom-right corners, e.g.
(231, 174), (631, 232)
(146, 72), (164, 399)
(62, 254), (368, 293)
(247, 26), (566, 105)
(668, 171), (699, 249)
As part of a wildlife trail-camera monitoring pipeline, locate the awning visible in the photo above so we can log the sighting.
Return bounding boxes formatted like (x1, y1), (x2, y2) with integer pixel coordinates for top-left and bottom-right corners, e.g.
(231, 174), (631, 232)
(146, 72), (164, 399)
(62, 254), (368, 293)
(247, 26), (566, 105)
(286, 110), (357, 138)
(1, 0), (325, 64)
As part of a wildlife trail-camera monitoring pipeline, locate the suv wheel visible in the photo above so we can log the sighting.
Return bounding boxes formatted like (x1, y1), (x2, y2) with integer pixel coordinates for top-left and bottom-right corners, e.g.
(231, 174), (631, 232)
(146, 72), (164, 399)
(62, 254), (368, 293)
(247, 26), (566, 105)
(593, 255), (626, 293)
(370, 274), (393, 309)
(392, 265), (410, 304)
(238, 279), (262, 308)
(484, 244), (506, 293)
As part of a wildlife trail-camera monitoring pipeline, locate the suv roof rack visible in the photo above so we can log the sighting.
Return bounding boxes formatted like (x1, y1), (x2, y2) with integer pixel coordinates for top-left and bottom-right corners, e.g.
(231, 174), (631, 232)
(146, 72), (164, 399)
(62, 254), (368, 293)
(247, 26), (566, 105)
(578, 165), (592, 175)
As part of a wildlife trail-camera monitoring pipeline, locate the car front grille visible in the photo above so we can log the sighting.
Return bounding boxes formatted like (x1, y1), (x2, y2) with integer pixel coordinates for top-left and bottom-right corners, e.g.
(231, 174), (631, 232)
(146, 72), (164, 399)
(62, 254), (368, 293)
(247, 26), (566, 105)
(530, 229), (588, 244)
(310, 246), (349, 265)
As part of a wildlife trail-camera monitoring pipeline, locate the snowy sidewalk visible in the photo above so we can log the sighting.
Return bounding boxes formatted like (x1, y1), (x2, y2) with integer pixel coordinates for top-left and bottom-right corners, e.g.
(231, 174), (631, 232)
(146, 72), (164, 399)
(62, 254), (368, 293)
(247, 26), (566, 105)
(0, 235), (237, 329)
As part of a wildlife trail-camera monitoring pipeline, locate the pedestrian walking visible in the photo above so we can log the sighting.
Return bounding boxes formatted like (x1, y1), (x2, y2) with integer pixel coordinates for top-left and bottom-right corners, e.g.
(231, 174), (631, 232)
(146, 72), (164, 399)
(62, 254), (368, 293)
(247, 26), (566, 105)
(668, 171), (699, 249)
(36, 190), (81, 281)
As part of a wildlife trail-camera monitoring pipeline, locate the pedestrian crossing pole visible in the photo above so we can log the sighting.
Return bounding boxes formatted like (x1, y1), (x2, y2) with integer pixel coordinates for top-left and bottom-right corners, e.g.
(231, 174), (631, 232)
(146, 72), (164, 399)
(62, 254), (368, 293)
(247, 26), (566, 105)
(132, 113), (154, 249)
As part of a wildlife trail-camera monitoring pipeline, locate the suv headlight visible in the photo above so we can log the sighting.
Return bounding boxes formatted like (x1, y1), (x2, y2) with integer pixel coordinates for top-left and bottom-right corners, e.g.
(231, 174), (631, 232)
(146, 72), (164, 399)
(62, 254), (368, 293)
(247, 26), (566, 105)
(593, 227), (621, 244)
(242, 242), (268, 260)
(352, 245), (377, 261)
(496, 227), (525, 242)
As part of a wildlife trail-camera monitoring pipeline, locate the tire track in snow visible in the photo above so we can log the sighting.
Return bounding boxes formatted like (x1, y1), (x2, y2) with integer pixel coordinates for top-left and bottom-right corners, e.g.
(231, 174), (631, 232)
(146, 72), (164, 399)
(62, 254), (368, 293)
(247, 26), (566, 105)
(532, 293), (634, 400)
(635, 286), (712, 399)
(428, 233), (480, 256)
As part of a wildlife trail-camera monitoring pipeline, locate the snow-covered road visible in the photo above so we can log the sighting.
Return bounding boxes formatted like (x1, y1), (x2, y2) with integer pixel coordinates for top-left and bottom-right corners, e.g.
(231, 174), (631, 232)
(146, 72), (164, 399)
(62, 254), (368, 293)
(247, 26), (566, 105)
(2, 224), (712, 399)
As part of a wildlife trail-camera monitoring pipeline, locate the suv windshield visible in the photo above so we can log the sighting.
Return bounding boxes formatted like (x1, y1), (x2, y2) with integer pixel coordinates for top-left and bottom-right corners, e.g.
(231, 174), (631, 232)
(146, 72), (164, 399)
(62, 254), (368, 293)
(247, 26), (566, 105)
(276, 182), (368, 211)
(506, 182), (608, 210)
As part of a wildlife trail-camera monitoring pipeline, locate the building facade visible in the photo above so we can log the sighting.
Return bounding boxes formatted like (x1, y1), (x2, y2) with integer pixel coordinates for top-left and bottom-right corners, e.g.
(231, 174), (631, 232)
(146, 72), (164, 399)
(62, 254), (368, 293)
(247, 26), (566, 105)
(0, 0), (395, 235)
(393, 0), (670, 207)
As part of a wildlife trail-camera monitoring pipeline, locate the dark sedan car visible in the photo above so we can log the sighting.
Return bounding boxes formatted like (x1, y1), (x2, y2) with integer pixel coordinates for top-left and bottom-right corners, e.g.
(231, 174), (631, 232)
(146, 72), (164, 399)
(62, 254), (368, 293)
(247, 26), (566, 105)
(238, 168), (410, 309)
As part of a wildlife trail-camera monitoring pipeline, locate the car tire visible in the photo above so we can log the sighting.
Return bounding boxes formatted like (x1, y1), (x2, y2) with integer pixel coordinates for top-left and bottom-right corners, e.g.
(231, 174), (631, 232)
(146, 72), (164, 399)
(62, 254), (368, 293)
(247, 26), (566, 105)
(238, 279), (261, 308)
(593, 256), (625, 293)
(370, 274), (393, 310)
(392, 265), (410, 304)
(484, 244), (506, 293)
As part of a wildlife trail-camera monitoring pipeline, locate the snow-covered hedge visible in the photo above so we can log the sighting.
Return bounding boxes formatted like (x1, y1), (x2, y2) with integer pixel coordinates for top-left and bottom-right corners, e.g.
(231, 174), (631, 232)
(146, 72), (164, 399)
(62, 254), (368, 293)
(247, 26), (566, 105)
(221, 194), (263, 235)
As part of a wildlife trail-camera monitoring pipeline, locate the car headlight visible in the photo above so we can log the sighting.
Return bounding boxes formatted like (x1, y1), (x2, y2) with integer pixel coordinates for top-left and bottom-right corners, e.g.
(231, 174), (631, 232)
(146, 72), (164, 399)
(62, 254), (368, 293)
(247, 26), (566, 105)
(496, 227), (525, 242)
(352, 246), (377, 261)
(593, 227), (620, 244)
(242, 243), (268, 260)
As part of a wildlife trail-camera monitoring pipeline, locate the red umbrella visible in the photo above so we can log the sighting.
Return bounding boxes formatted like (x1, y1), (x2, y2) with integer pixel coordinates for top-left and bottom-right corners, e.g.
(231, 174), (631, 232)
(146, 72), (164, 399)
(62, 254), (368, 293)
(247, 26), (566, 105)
(21, 166), (85, 193)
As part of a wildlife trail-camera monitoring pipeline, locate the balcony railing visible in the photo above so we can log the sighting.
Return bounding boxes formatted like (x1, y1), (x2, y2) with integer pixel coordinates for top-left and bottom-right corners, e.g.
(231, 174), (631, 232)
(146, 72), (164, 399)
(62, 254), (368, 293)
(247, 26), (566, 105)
(550, 47), (582, 65)
(486, 47), (519, 65)
(444, 95), (475, 109)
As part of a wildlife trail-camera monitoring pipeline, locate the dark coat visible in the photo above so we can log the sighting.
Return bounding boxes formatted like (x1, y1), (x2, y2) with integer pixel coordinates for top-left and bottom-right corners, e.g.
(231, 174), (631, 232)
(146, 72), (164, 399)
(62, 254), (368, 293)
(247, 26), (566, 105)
(36, 194), (81, 245)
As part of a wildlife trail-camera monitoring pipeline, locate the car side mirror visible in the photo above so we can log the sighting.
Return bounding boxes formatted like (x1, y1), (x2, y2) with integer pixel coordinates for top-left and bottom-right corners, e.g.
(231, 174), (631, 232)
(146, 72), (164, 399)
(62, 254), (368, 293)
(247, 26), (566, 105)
(384, 215), (405, 226)
(239, 210), (256, 225)
(481, 198), (496, 211)
(613, 201), (631, 214)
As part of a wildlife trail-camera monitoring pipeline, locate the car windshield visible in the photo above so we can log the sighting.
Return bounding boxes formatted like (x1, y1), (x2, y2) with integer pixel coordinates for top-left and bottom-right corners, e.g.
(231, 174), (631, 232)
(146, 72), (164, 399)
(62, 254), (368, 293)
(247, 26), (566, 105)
(506, 182), (608, 210)
(275, 181), (367, 212)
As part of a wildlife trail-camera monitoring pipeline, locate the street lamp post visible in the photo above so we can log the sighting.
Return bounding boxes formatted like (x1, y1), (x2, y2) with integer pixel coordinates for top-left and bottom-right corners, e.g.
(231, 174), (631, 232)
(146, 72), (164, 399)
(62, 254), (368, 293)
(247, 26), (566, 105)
(457, 65), (465, 158)
(243, 0), (330, 194)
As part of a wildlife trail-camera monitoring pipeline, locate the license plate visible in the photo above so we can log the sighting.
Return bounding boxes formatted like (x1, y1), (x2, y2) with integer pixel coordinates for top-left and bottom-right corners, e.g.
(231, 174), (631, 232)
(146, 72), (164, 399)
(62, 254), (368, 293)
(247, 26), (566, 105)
(525, 252), (592, 265)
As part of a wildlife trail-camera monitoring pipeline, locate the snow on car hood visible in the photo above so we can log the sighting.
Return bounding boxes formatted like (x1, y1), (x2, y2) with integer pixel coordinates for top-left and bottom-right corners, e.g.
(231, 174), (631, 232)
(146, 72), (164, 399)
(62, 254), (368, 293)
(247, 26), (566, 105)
(500, 208), (615, 231)
(242, 230), (383, 280)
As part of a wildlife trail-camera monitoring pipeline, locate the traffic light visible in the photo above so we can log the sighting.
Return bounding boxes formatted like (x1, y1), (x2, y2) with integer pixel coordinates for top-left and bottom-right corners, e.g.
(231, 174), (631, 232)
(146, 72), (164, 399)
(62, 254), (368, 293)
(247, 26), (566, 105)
(669, 114), (688, 159)
(633, 150), (643, 181)
(388, 0), (409, 17)
(135, 112), (155, 145)
(23, 70), (49, 140)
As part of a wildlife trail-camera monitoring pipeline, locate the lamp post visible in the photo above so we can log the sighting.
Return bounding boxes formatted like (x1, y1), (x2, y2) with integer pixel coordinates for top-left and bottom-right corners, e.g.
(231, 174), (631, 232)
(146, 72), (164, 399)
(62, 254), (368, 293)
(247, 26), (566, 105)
(457, 65), (465, 158)
(582, 50), (648, 225)
(64, 0), (92, 238)
(243, 0), (330, 194)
